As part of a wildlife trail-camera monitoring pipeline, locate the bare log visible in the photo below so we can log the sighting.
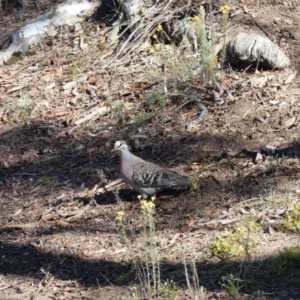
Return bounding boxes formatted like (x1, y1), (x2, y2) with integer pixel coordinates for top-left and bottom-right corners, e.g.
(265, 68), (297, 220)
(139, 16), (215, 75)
(227, 32), (290, 69)
(0, 0), (99, 65)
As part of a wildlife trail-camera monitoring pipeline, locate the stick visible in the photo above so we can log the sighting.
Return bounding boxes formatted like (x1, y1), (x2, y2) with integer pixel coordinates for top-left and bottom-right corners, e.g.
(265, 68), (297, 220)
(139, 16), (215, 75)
(67, 106), (110, 135)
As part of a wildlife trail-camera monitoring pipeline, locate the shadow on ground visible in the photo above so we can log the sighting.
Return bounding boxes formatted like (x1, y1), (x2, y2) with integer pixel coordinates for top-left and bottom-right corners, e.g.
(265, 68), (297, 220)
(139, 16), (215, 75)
(0, 239), (300, 297)
(1, 123), (300, 298)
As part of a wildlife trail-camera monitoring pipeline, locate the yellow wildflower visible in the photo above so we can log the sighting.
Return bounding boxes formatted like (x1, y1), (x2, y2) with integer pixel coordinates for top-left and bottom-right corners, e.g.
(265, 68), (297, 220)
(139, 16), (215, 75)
(151, 196), (156, 201)
(188, 15), (201, 26)
(219, 5), (230, 14)
(154, 44), (161, 51)
(156, 24), (163, 32)
(141, 200), (155, 212)
(192, 15), (200, 22)
(137, 195), (142, 200)
(152, 34), (158, 40)
(116, 211), (125, 221)
(148, 47), (155, 53)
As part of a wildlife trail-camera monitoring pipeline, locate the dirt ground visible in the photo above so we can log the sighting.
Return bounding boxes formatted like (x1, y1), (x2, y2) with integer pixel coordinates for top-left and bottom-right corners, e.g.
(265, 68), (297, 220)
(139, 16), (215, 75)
(0, 0), (300, 299)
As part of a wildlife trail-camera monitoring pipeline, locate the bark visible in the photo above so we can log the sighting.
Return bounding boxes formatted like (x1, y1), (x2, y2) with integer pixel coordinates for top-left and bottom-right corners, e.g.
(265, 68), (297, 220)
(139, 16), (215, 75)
(227, 32), (290, 69)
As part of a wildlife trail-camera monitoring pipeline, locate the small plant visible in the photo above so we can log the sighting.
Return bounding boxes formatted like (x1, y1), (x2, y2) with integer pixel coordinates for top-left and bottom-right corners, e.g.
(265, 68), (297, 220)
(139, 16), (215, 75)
(40, 268), (53, 278)
(134, 91), (166, 126)
(147, 91), (166, 109)
(257, 188), (288, 209)
(111, 100), (124, 120)
(253, 290), (265, 297)
(5, 55), (24, 65)
(89, 197), (97, 206)
(18, 92), (33, 111)
(116, 194), (208, 299)
(49, 157), (65, 165)
(268, 154), (288, 162)
(148, 6), (218, 86)
(41, 176), (53, 186)
(210, 237), (234, 261)
(140, 196), (160, 292)
(266, 154), (289, 173)
(2, 92), (36, 123)
(184, 259), (206, 299)
(190, 180), (200, 196)
(210, 221), (260, 261)
(158, 280), (177, 300)
(71, 57), (80, 79)
(219, 5), (231, 66)
(221, 274), (244, 299)
(267, 162), (277, 173)
(130, 294), (141, 300)
(62, 280), (76, 287)
(271, 246), (300, 275)
(283, 203), (300, 232)
(193, 7), (217, 83)
(134, 112), (156, 126)
(116, 196), (160, 298)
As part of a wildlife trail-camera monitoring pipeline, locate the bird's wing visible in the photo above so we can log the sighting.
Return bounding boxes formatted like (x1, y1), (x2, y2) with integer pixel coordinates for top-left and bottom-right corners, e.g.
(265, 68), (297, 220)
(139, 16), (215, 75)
(132, 159), (190, 188)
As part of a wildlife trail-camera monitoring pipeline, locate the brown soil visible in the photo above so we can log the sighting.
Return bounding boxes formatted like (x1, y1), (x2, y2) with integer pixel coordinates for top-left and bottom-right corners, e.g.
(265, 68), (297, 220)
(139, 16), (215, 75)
(0, 1), (300, 299)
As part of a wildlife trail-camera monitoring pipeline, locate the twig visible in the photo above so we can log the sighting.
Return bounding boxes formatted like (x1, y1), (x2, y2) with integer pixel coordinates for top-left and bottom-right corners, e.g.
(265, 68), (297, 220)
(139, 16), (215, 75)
(77, 179), (125, 198)
(0, 285), (11, 291)
(248, 13), (273, 41)
(67, 106), (110, 135)
(185, 99), (208, 130)
(0, 223), (38, 232)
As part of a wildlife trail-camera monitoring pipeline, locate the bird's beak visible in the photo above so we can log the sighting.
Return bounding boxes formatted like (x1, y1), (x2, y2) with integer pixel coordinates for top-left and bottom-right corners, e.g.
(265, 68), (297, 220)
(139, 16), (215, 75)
(111, 147), (120, 153)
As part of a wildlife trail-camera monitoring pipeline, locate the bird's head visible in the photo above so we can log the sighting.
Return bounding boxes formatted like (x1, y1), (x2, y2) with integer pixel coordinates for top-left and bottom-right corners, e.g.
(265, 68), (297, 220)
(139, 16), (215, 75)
(111, 140), (129, 154)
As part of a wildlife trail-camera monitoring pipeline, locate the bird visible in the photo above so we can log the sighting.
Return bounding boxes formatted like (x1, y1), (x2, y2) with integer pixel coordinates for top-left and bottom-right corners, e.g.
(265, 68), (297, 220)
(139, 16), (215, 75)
(112, 140), (191, 199)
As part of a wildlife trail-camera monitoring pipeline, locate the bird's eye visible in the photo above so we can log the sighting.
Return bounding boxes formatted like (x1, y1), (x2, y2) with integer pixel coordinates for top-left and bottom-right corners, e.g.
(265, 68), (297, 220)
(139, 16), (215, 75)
(114, 141), (121, 148)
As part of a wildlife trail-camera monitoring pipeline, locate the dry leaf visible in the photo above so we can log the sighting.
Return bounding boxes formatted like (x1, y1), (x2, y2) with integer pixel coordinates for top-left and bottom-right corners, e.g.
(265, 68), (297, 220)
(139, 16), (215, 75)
(284, 71), (297, 84)
(6, 86), (23, 94)
(282, 117), (296, 129)
(3, 160), (11, 168)
(40, 74), (53, 82)
(169, 233), (180, 245)
(54, 110), (70, 117)
(22, 150), (37, 166)
(14, 209), (23, 216)
(45, 82), (56, 90)
(88, 76), (97, 84)
(111, 247), (127, 255)
(0, 125), (15, 135)
(63, 81), (77, 91)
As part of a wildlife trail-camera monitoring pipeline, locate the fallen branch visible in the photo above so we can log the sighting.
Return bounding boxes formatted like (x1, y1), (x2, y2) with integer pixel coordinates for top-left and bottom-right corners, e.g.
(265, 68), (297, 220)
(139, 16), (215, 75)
(67, 106), (111, 135)
(77, 179), (125, 198)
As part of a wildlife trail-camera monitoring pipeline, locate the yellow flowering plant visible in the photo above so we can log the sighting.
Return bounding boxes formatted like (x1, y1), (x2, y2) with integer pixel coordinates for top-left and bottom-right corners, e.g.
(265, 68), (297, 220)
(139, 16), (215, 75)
(141, 200), (155, 212)
(115, 211), (125, 221)
(219, 5), (230, 66)
(219, 5), (230, 14)
(156, 24), (163, 32)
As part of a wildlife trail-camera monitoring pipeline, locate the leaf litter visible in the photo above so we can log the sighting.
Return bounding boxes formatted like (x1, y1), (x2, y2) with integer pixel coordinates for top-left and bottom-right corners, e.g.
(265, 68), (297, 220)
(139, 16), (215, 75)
(0, 0), (300, 299)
